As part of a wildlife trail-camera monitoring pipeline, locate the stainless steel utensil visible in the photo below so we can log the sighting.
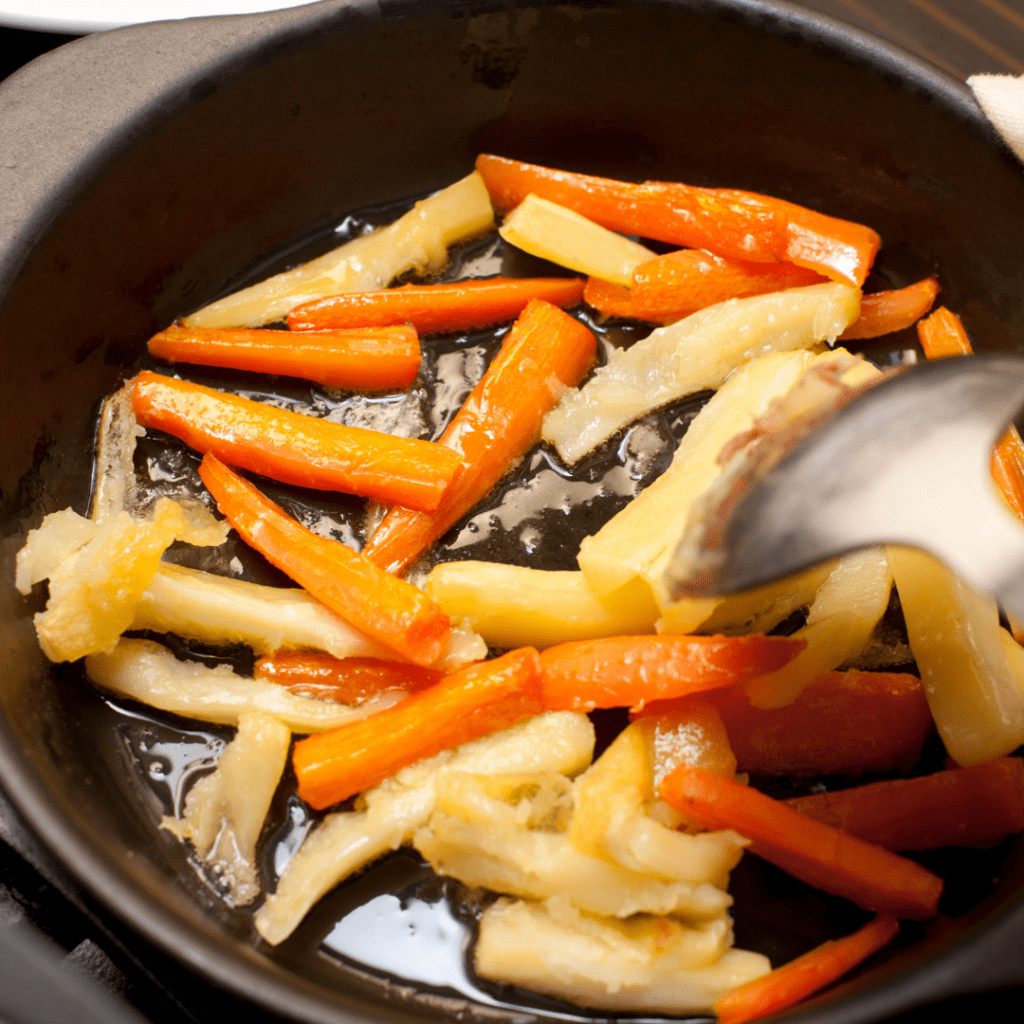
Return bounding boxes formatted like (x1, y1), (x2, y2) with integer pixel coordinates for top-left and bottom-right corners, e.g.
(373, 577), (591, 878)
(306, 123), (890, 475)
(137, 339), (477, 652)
(668, 353), (1024, 617)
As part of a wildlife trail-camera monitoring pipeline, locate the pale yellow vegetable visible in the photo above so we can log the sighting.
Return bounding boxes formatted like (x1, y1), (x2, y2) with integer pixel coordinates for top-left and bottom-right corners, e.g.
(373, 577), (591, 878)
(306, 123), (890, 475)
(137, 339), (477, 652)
(19, 498), (226, 663)
(888, 547), (1024, 765)
(476, 896), (770, 1014)
(183, 172), (495, 328)
(659, 562), (834, 636)
(85, 638), (406, 730)
(743, 547), (894, 708)
(254, 711), (595, 945)
(542, 282), (860, 464)
(134, 562), (401, 660)
(423, 561), (657, 649)
(415, 775), (732, 920)
(568, 724), (745, 886)
(578, 349), (819, 615)
(162, 711), (290, 906)
(90, 382), (145, 521)
(499, 193), (656, 286)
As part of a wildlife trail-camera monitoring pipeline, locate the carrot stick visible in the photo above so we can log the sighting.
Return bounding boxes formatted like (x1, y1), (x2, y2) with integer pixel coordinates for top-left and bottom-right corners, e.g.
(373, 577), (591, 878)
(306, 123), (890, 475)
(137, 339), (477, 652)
(255, 652), (444, 703)
(147, 324), (421, 390)
(132, 370), (461, 511)
(784, 757), (1024, 851)
(583, 277), (644, 321)
(477, 154), (785, 264)
(538, 634), (806, 713)
(917, 305), (1024, 524)
(198, 454), (450, 666)
(675, 670), (930, 776)
(659, 767), (944, 920)
(293, 646), (544, 808)
(631, 249), (826, 321)
(916, 304), (974, 359)
(839, 277), (939, 341)
(476, 154), (880, 286)
(286, 276), (585, 334)
(362, 299), (596, 574)
(776, 198), (881, 288)
(714, 915), (900, 1024)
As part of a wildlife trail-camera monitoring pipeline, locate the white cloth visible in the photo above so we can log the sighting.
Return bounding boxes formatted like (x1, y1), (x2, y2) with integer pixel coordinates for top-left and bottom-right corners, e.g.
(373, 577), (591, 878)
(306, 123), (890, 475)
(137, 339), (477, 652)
(968, 74), (1024, 165)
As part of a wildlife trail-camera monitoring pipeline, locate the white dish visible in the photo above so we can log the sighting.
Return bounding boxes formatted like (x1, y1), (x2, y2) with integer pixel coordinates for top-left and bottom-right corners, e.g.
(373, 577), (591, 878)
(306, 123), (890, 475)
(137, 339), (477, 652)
(0, 1), (317, 35)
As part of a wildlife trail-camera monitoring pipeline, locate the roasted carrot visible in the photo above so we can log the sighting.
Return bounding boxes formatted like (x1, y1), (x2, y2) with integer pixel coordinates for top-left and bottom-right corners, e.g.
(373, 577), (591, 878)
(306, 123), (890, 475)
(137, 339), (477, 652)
(477, 154), (785, 264)
(198, 454), (450, 666)
(255, 652), (444, 704)
(630, 249), (826, 321)
(785, 757), (1024, 851)
(839, 277), (939, 341)
(132, 370), (461, 511)
(917, 304), (974, 359)
(293, 646), (544, 808)
(583, 277), (643, 320)
(685, 670), (930, 776)
(362, 299), (596, 574)
(714, 915), (900, 1024)
(147, 324), (421, 390)
(538, 634), (806, 713)
(632, 699), (738, 782)
(917, 305), (1024, 524)
(775, 197), (881, 288)
(476, 154), (880, 286)
(286, 276), (586, 334)
(659, 767), (944, 920)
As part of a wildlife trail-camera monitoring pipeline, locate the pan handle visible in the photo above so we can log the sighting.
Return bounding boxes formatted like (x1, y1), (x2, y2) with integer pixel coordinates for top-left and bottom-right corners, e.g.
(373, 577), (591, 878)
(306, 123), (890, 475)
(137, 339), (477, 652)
(0, 0), (358, 297)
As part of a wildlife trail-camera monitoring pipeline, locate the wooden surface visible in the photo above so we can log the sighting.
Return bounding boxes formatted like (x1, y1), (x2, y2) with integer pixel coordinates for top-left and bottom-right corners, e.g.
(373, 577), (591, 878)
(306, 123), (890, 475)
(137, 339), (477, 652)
(799, 0), (1024, 79)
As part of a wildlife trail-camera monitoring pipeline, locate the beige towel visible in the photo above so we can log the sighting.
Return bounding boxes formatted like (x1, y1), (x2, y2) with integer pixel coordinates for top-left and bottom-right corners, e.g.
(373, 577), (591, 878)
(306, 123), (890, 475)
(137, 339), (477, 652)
(968, 74), (1024, 165)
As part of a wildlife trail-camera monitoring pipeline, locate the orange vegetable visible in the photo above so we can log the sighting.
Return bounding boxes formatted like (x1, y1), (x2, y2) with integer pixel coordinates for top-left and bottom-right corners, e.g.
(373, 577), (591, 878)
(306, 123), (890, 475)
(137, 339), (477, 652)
(917, 305), (1024, 525)
(583, 277), (643, 321)
(838, 277), (940, 340)
(198, 454), (450, 667)
(713, 915), (900, 1024)
(632, 698), (738, 782)
(538, 634), (806, 713)
(659, 766), (944, 920)
(630, 249), (826, 321)
(293, 646), (544, 809)
(476, 154), (879, 285)
(286, 276), (585, 334)
(785, 757), (1024, 851)
(689, 670), (931, 775)
(132, 370), (461, 511)
(146, 324), (421, 390)
(362, 299), (596, 574)
(255, 652), (443, 703)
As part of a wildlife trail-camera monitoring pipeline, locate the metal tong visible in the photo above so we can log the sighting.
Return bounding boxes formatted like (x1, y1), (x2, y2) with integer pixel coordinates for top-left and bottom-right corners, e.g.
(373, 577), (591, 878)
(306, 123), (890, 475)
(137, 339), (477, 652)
(667, 353), (1024, 620)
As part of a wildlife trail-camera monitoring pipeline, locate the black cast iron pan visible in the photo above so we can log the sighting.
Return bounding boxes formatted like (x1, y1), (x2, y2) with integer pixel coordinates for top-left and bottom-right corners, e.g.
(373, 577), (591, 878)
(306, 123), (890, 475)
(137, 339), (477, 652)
(2, 1), (1024, 1021)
